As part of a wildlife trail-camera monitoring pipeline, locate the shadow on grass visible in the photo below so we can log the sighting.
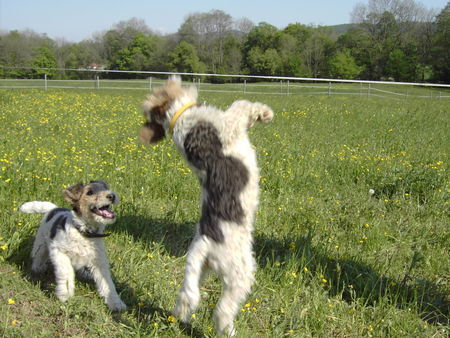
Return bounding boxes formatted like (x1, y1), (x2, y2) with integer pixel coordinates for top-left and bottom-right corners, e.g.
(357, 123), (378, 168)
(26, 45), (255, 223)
(113, 214), (195, 257)
(8, 214), (448, 333)
(113, 212), (449, 327)
(254, 232), (449, 326)
(7, 219), (204, 337)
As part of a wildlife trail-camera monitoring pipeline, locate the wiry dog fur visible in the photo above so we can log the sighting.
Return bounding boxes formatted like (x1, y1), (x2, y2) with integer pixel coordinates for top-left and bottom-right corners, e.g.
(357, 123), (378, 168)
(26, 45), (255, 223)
(140, 76), (273, 335)
(20, 181), (126, 311)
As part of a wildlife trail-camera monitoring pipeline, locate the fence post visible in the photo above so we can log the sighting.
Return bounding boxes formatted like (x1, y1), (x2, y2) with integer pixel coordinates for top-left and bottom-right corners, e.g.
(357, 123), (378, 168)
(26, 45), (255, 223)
(198, 78), (201, 92)
(243, 80), (246, 94)
(368, 83), (371, 97)
(44, 74), (48, 90)
(328, 82), (331, 96)
(96, 76), (100, 89)
(287, 80), (290, 95)
(280, 80), (283, 94)
(149, 77), (152, 91)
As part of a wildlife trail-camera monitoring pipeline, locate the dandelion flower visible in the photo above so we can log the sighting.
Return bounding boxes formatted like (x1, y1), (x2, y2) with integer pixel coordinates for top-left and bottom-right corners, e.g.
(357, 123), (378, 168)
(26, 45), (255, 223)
(167, 315), (177, 323)
(7, 298), (15, 305)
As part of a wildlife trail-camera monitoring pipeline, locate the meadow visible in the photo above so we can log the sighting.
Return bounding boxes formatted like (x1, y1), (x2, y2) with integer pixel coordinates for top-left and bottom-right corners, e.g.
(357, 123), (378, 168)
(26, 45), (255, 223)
(0, 88), (448, 337)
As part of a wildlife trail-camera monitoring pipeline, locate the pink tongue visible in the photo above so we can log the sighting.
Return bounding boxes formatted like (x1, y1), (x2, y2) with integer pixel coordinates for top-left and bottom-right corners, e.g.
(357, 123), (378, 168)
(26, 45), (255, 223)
(97, 209), (115, 219)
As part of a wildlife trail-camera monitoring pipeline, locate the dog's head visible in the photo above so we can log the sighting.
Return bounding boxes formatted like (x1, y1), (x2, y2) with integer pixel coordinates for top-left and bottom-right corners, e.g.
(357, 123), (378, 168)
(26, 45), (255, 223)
(139, 76), (198, 144)
(63, 180), (119, 225)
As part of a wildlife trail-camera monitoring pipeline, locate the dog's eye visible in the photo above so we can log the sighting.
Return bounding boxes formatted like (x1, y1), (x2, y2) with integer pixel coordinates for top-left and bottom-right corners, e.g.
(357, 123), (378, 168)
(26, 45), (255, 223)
(86, 190), (94, 196)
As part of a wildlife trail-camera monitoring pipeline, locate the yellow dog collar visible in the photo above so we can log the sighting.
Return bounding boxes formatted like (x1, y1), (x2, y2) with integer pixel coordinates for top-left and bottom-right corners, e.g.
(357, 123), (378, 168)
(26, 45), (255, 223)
(168, 101), (197, 133)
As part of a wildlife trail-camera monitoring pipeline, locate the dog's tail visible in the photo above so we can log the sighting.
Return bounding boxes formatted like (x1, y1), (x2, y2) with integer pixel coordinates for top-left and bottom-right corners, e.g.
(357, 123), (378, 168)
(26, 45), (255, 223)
(20, 201), (58, 214)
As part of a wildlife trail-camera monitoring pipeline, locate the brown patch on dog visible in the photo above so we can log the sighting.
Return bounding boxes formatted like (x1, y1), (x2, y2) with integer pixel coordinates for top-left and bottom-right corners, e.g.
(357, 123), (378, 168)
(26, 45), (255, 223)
(140, 77), (187, 144)
(139, 121), (165, 144)
(63, 183), (84, 212)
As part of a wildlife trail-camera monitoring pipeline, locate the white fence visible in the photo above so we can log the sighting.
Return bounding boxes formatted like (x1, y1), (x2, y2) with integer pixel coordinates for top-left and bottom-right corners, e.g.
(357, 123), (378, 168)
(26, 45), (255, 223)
(1, 68), (449, 100)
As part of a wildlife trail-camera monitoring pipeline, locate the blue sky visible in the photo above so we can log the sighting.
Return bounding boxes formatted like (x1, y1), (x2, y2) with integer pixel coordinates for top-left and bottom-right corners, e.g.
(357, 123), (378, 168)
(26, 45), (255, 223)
(0, 0), (447, 42)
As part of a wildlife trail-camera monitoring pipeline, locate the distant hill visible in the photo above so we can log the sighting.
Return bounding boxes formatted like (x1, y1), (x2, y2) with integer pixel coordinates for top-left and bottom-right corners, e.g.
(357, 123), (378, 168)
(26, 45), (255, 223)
(328, 24), (357, 35)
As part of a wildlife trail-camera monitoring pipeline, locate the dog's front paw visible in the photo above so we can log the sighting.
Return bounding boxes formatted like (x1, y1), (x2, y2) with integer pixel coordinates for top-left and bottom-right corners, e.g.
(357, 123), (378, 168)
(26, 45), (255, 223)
(248, 103), (274, 128)
(256, 104), (274, 123)
(56, 291), (72, 303)
(107, 298), (127, 312)
(173, 295), (194, 323)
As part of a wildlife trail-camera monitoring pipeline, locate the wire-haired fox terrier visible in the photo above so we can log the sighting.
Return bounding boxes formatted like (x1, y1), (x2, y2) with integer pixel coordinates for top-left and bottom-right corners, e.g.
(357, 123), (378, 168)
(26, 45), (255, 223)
(139, 76), (273, 335)
(20, 180), (126, 311)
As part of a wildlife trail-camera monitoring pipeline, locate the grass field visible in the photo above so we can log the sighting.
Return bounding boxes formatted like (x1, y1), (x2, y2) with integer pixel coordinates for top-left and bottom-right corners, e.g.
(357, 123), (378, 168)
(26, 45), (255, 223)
(0, 88), (448, 337)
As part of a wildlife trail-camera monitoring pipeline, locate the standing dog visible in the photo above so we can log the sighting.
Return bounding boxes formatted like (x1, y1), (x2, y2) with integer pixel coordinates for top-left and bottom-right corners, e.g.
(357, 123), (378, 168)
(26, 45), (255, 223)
(20, 181), (126, 311)
(139, 77), (273, 335)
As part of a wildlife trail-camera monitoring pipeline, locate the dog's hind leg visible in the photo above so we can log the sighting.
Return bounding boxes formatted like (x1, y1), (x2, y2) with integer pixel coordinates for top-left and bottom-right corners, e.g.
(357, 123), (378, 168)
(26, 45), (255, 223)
(173, 233), (209, 322)
(31, 241), (49, 274)
(214, 252), (255, 336)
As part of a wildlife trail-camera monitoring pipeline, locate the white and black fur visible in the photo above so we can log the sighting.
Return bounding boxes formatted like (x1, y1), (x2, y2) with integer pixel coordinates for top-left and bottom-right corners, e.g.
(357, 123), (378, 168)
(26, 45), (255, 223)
(20, 180), (126, 311)
(140, 76), (273, 335)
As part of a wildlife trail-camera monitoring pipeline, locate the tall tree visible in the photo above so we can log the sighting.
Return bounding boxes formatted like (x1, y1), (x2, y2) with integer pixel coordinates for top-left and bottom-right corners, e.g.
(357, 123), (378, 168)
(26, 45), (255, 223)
(302, 27), (335, 78)
(432, 2), (450, 83)
(101, 18), (153, 66)
(167, 41), (206, 74)
(31, 46), (57, 78)
(178, 10), (234, 73)
(351, 0), (438, 80)
(328, 49), (363, 79)
(110, 33), (160, 72)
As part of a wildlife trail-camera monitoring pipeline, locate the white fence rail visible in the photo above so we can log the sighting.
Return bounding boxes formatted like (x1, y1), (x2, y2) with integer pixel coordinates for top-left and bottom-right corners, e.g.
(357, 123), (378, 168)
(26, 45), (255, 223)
(1, 68), (449, 99)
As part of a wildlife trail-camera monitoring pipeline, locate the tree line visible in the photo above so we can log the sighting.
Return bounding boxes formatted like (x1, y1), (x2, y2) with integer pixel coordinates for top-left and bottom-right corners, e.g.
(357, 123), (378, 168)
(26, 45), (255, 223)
(0, 0), (448, 83)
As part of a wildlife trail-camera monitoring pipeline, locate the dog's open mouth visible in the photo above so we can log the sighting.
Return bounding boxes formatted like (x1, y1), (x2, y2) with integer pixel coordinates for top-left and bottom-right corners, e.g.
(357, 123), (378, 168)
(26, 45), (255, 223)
(91, 205), (115, 219)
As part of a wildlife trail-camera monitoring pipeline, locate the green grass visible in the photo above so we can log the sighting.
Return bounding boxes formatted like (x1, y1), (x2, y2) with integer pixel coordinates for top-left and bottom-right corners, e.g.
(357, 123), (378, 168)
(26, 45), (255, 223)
(0, 89), (448, 336)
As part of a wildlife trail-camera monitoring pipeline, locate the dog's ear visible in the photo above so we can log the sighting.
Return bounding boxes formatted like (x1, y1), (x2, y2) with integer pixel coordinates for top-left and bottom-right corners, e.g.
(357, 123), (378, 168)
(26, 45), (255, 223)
(63, 183), (84, 206)
(139, 121), (165, 144)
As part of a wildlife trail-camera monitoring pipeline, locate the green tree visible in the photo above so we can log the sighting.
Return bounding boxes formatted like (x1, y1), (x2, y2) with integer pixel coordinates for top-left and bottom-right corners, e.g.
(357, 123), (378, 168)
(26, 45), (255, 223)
(328, 49), (362, 79)
(432, 2), (450, 83)
(385, 49), (416, 81)
(31, 46), (57, 78)
(167, 41), (206, 74)
(110, 33), (159, 71)
(246, 47), (281, 76)
(302, 27), (335, 78)
(275, 33), (305, 76)
(177, 10), (234, 73)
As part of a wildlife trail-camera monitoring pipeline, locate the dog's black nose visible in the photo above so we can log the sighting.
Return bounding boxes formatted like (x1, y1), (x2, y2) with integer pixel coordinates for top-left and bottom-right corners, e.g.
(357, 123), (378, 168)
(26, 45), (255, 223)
(107, 194), (115, 202)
